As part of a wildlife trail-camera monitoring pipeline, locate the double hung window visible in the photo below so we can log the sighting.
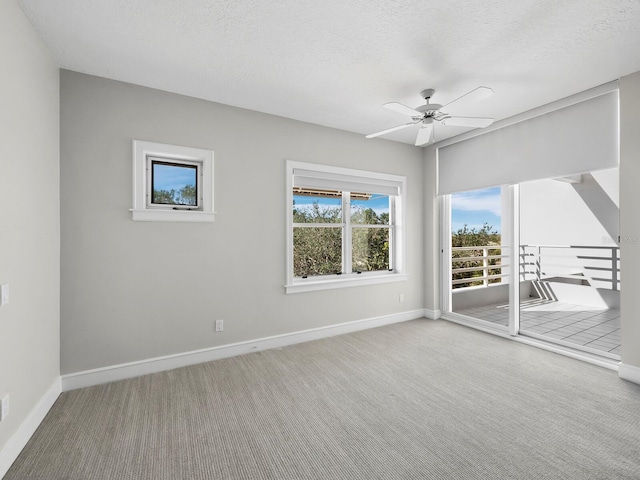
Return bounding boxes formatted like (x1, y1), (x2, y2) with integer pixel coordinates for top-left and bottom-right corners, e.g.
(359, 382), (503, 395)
(286, 161), (406, 293)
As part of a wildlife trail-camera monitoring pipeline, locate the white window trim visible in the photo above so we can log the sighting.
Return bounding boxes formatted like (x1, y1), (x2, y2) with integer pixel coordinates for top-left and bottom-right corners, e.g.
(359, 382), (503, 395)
(131, 140), (214, 222)
(285, 160), (407, 294)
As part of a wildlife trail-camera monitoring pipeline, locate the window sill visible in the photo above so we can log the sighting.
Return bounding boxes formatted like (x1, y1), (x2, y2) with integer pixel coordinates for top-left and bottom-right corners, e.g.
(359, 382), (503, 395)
(130, 209), (215, 223)
(285, 272), (407, 294)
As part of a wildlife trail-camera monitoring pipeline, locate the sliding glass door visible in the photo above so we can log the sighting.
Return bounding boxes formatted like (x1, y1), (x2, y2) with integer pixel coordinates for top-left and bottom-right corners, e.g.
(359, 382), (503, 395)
(444, 186), (512, 330)
(518, 168), (620, 359)
(441, 168), (620, 360)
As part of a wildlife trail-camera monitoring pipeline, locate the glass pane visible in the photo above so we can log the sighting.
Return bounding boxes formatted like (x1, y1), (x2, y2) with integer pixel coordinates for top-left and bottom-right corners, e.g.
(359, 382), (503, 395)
(152, 161), (197, 206)
(293, 227), (342, 277)
(293, 190), (342, 223)
(450, 186), (507, 326)
(351, 194), (389, 225)
(519, 168), (620, 358)
(352, 227), (390, 272)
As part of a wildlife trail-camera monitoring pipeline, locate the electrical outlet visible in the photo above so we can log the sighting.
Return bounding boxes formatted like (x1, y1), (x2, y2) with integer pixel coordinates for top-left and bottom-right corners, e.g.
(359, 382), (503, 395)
(399, 294), (405, 303)
(215, 319), (224, 332)
(1, 395), (9, 421)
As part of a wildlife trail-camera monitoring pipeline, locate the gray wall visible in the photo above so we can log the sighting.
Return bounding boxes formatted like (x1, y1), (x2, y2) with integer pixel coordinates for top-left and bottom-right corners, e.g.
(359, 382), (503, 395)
(423, 146), (440, 317)
(60, 71), (424, 374)
(620, 71), (640, 369)
(0, 0), (60, 452)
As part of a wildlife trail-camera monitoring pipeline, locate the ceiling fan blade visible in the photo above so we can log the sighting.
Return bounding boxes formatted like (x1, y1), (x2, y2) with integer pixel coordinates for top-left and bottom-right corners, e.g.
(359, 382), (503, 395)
(384, 102), (422, 117)
(366, 122), (418, 139)
(415, 123), (433, 146)
(442, 86), (493, 114)
(441, 116), (494, 128)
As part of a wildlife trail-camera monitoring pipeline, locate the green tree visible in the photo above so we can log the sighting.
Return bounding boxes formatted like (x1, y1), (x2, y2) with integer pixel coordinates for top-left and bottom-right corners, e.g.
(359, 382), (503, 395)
(152, 188), (177, 204)
(293, 200), (342, 277)
(451, 223), (502, 288)
(175, 184), (196, 205)
(351, 206), (389, 272)
(153, 184), (196, 205)
(293, 201), (392, 277)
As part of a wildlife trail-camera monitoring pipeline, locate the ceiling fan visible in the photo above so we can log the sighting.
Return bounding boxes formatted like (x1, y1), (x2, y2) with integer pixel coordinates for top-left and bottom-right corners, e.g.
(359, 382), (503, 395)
(366, 87), (494, 146)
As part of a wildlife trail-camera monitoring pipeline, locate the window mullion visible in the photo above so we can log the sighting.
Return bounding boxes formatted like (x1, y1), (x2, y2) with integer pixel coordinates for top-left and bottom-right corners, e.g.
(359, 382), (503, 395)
(343, 191), (352, 274)
(389, 196), (395, 271)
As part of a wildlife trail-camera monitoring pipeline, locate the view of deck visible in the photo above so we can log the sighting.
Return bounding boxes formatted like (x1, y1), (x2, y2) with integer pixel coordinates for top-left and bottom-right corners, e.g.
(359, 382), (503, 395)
(450, 244), (620, 360)
(455, 299), (620, 359)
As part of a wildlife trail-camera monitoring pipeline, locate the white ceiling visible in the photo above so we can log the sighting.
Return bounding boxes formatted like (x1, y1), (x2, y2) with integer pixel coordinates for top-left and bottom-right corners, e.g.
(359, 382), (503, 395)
(16, 0), (640, 145)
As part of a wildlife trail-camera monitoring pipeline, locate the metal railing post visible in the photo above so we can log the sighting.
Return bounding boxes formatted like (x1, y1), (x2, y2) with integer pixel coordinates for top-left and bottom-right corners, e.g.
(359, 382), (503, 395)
(612, 247), (618, 291)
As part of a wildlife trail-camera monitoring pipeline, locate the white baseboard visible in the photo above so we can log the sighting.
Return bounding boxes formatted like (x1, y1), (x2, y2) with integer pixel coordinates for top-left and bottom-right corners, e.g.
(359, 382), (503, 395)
(619, 363), (640, 385)
(424, 308), (441, 320)
(0, 378), (61, 479)
(62, 309), (426, 391)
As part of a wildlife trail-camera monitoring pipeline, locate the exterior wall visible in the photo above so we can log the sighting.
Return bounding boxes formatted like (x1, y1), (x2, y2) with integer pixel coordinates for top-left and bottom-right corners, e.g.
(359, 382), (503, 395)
(0, 0), (60, 458)
(451, 282), (533, 311)
(60, 71), (425, 374)
(620, 71), (640, 370)
(520, 169), (618, 247)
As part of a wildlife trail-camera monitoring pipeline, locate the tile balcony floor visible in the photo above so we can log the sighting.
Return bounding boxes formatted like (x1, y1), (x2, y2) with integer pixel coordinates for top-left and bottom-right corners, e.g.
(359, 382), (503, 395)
(455, 298), (621, 359)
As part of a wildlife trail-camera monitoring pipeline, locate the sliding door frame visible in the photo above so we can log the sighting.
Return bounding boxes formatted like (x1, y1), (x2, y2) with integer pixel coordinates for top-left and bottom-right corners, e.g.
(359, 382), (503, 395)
(440, 195), (452, 315)
(440, 188), (517, 335)
(507, 184), (520, 336)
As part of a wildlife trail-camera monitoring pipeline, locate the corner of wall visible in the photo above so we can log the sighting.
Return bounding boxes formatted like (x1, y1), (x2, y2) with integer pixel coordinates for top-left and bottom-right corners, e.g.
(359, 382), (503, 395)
(0, 0), (61, 473)
(0, 379), (61, 478)
(619, 70), (640, 371)
(423, 146), (441, 315)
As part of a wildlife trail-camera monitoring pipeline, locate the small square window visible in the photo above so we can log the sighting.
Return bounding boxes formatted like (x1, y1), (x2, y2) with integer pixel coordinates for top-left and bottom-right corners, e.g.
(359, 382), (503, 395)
(131, 140), (214, 222)
(148, 158), (200, 209)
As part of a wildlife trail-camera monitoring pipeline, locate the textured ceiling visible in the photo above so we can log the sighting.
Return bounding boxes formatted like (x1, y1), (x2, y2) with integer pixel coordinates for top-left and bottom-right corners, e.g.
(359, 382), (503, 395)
(15, 0), (640, 145)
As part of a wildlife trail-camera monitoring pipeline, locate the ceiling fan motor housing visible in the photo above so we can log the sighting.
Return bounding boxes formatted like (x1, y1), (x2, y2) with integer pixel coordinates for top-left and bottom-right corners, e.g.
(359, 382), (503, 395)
(415, 88), (446, 120)
(415, 103), (445, 121)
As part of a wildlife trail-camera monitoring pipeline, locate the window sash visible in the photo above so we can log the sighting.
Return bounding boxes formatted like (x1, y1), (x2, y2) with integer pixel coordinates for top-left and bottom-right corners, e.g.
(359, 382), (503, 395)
(146, 155), (203, 210)
(293, 225), (343, 278)
(351, 226), (392, 273)
(292, 190), (395, 278)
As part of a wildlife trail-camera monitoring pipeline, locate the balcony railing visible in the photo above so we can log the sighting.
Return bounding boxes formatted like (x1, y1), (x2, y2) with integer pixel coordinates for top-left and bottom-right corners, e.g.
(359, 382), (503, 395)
(452, 244), (620, 291)
(451, 245), (509, 288)
(520, 244), (620, 291)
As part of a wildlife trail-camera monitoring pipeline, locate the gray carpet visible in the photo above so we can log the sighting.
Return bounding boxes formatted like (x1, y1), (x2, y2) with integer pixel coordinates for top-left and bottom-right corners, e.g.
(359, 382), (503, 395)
(5, 319), (640, 479)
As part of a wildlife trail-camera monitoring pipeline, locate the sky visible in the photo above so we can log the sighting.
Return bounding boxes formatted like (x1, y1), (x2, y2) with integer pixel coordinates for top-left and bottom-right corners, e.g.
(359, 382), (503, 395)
(292, 189), (501, 230)
(153, 163), (196, 191)
(451, 186), (502, 233)
(293, 193), (390, 216)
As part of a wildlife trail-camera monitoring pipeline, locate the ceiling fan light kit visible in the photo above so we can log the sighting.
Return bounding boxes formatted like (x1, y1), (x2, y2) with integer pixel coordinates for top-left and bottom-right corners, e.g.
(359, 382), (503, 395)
(367, 86), (495, 146)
